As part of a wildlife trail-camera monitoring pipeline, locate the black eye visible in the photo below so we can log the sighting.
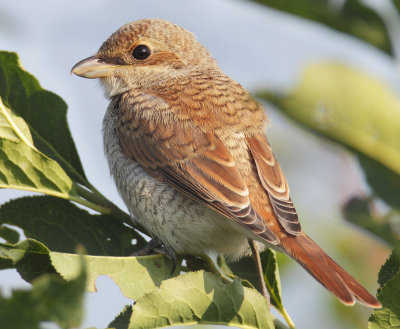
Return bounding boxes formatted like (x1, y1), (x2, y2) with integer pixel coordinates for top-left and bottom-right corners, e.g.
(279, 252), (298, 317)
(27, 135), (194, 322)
(132, 45), (151, 60)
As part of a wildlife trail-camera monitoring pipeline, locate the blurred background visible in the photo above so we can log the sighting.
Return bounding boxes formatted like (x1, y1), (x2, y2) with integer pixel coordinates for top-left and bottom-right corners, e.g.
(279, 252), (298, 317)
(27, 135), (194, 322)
(1, 0), (398, 328)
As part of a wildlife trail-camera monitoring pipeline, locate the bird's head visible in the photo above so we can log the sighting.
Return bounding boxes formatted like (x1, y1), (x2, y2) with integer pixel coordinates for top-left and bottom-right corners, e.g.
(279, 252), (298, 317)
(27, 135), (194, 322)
(71, 18), (218, 97)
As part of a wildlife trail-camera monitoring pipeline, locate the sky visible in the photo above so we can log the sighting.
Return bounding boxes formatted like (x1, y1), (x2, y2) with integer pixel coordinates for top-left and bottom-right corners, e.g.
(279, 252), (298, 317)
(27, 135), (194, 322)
(0, 0), (395, 328)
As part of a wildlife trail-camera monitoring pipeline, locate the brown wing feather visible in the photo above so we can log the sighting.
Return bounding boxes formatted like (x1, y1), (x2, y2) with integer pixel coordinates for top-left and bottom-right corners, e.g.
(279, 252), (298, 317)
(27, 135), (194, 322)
(118, 113), (279, 244)
(247, 135), (301, 235)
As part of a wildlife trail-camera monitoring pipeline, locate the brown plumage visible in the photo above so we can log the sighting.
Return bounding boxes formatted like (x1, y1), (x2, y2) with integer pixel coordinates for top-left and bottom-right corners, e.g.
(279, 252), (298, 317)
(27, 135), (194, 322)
(72, 18), (380, 308)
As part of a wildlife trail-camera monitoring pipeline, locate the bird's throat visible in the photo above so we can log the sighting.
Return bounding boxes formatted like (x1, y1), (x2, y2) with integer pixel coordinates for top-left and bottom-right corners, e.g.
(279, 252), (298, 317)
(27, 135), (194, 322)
(100, 76), (130, 98)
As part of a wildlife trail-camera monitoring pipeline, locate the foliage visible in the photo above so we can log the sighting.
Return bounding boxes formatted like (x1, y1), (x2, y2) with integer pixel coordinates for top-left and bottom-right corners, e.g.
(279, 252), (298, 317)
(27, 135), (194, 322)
(368, 243), (400, 329)
(129, 271), (274, 329)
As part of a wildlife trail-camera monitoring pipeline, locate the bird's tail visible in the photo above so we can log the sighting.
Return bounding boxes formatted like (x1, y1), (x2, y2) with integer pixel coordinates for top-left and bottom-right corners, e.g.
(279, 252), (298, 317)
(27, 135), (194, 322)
(281, 233), (381, 308)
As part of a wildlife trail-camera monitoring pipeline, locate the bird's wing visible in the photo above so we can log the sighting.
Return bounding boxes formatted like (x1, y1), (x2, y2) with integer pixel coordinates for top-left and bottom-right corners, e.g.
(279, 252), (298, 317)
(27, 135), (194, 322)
(246, 135), (301, 234)
(117, 101), (278, 244)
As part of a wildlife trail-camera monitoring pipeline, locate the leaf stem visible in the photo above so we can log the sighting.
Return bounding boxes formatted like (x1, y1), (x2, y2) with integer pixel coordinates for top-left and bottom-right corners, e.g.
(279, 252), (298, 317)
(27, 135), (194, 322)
(69, 195), (113, 215)
(279, 308), (296, 329)
(74, 183), (130, 222)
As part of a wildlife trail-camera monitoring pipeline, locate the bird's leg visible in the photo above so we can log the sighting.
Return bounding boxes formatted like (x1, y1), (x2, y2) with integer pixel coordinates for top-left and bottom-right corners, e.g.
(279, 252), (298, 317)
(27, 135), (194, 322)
(202, 250), (233, 283)
(131, 236), (177, 274)
(249, 239), (271, 305)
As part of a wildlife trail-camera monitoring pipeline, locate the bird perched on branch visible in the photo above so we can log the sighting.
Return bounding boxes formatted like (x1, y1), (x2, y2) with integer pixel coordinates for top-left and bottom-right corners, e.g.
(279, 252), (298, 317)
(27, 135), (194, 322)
(72, 18), (380, 308)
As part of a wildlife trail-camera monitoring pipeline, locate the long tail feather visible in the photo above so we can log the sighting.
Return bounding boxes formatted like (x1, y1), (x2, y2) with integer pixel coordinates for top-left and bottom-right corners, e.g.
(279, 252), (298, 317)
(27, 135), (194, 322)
(281, 233), (381, 308)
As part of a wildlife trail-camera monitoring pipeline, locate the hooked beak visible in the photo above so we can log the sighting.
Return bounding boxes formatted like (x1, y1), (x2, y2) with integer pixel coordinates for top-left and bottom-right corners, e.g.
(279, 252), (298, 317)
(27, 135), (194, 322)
(71, 56), (121, 79)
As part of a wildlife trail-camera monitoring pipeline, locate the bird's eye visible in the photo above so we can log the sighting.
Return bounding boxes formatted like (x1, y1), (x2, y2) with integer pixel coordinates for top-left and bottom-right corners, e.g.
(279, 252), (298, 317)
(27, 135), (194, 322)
(132, 45), (151, 60)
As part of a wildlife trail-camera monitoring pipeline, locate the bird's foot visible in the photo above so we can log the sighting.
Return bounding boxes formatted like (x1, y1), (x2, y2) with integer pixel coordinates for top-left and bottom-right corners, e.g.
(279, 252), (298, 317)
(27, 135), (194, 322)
(131, 236), (177, 274)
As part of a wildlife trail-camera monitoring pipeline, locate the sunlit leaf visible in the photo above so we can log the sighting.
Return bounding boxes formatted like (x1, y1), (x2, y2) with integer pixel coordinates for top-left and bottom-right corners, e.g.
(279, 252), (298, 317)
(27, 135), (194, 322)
(0, 138), (78, 199)
(129, 271), (274, 329)
(50, 252), (179, 301)
(0, 51), (86, 184)
(0, 236), (178, 304)
(0, 96), (33, 144)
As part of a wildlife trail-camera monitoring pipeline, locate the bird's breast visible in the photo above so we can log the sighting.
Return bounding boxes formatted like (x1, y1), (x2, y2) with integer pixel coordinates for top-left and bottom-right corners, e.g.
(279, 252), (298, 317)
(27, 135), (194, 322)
(102, 98), (260, 260)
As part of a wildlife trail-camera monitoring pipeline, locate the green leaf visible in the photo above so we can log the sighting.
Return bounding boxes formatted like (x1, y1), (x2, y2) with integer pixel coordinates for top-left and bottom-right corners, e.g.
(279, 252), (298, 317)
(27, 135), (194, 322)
(50, 252), (179, 301)
(0, 225), (20, 244)
(342, 196), (397, 245)
(263, 250), (284, 313)
(0, 138), (78, 199)
(0, 255), (86, 329)
(224, 250), (293, 327)
(0, 96), (33, 144)
(378, 244), (400, 287)
(0, 94), (81, 200)
(129, 271), (274, 329)
(0, 51), (86, 184)
(358, 155), (400, 210)
(258, 62), (400, 202)
(0, 239), (58, 282)
(227, 256), (259, 290)
(229, 250), (283, 307)
(247, 0), (392, 54)
(0, 196), (146, 256)
(368, 244), (400, 329)
(0, 235), (178, 305)
(108, 305), (133, 329)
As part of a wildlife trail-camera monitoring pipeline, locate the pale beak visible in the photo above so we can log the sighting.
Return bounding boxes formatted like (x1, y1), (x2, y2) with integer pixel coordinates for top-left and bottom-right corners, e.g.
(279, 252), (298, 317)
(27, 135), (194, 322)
(71, 56), (121, 79)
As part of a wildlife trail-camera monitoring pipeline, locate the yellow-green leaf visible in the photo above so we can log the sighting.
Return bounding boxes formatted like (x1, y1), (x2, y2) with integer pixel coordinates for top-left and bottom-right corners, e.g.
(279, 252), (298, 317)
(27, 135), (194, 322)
(50, 252), (179, 301)
(0, 51), (86, 184)
(130, 271), (274, 329)
(0, 96), (33, 145)
(259, 63), (400, 176)
(0, 138), (77, 199)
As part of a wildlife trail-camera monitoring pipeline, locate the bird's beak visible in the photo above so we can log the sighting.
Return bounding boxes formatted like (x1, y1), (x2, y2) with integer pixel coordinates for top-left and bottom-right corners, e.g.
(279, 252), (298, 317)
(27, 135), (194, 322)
(71, 56), (120, 79)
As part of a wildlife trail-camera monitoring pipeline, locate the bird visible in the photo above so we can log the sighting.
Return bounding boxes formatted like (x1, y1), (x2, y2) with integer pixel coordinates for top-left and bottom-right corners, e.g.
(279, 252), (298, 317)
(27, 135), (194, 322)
(72, 18), (381, 308)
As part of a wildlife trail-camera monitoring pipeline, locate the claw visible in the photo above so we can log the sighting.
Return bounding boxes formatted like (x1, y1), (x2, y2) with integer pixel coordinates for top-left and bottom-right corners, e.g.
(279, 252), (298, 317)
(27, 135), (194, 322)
(131, 236), (163, 256)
